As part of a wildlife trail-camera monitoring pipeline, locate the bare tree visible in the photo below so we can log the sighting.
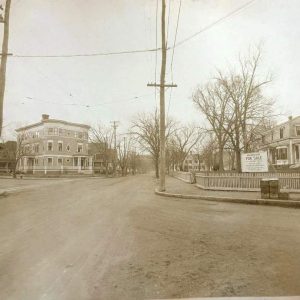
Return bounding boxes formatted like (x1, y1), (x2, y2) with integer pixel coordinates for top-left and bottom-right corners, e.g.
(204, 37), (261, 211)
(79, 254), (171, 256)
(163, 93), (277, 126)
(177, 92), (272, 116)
(192, 81), (232, 171)
(169, 124), (203, 171)
(193, 47), (274, 172)
(131, 109), (176, 178)
(217, 48), (274, 171)
(90, 125), (114, 176)
(117, 135), (132, 176)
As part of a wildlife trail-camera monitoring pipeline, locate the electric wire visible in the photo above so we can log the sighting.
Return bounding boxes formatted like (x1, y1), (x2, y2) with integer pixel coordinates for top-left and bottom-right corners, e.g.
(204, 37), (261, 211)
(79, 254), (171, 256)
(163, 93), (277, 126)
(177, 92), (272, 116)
(154, 0), (159, 107)
(167, 0), (182, 118)
(172, 0), (256, 49)
(12, 48), (162, 58)
(22, 93), (153, 108)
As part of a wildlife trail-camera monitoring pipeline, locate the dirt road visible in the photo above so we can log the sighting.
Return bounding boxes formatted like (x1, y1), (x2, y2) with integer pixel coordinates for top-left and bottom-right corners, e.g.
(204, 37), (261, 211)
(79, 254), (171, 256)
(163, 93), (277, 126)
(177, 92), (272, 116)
(0, 174), (300, 299)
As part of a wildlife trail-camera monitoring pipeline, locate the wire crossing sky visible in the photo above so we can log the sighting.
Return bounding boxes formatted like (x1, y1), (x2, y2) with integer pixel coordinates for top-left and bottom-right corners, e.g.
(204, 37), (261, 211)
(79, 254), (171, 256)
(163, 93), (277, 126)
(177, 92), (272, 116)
(2, 0), (300, 139)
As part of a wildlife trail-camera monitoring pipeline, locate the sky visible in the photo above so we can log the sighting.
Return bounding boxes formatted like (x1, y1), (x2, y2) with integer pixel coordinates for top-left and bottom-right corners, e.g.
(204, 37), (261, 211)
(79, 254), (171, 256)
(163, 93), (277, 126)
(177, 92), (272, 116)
(1, 0), (300, 139)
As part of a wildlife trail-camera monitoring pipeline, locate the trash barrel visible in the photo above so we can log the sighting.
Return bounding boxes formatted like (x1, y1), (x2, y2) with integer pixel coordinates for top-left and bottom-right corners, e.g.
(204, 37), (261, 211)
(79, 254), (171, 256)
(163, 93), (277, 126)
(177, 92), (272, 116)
(269, 178), (280, 199)
(260, 179), (270, 199)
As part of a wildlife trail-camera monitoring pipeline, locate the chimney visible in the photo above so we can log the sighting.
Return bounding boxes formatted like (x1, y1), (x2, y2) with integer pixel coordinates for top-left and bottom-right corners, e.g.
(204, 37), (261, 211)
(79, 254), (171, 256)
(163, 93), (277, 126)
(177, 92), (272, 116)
(42, 114), (49, 121)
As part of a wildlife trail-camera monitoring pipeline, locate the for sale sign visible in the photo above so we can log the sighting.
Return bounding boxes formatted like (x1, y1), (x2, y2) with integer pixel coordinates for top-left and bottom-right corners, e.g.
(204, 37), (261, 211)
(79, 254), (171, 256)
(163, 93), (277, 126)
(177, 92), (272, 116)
(241, 152), (268, 172)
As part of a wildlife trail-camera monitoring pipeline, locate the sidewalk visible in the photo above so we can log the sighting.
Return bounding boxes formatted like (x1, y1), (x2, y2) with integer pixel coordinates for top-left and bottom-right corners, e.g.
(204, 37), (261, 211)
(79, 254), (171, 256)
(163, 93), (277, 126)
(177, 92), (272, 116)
(156, 176), (300, 208)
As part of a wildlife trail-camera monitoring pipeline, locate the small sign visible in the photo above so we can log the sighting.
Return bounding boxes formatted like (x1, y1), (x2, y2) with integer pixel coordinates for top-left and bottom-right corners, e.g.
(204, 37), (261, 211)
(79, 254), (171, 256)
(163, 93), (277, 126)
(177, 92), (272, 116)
(241, 151), (268, 172)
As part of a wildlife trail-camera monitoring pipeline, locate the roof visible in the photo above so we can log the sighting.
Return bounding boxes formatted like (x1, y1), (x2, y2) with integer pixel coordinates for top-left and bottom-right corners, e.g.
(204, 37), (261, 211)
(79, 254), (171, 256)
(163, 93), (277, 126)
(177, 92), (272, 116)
(15, 118), (90, 132)
(262, 116), (300, 135)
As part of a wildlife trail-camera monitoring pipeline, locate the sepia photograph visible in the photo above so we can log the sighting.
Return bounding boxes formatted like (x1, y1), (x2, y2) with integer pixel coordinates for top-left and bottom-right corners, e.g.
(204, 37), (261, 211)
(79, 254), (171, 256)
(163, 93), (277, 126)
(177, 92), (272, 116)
(0, 0), (300, 299)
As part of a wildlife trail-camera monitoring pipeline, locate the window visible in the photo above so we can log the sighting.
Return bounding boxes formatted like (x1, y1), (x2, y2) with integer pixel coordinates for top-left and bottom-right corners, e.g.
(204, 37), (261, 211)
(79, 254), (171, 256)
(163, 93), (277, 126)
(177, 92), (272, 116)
(54, 128), (58, 135)
(48, 128), (54, 135)
(78, 132), (83, 139)
(58, 142), (63, 152)
(59, 128), (63, 136)
(280, 127), (284, 139)
(47, 141), (53, 151)
(77, 144), (83, 153)
(24, 144), (30, 153)
(271, 131), (274, 141)
(277, 148), (287, 160)
(296, 146), (299, 160)
(74, 131), (78, 138)
(34, 144), (39, 153)
(74, 157), (78, 166)
(58, 158), (63, 164)
(47, 157), (53, 165)
(34, 158), (39, 165)
(262, 135), (265, 143)
(66, 145), (70, 151)
(296, 126), (300, 136)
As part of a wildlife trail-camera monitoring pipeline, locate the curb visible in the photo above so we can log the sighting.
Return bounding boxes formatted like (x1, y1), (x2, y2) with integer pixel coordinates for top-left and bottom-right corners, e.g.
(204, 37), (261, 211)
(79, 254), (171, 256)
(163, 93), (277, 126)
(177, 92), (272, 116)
(155, 189), (300, 208)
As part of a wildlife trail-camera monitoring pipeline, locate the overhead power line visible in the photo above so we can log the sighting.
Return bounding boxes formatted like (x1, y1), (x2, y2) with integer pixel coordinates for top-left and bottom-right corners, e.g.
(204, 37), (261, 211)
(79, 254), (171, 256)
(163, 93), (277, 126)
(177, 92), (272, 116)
(154, 0), (159, 107)
(173, 0), (256, 49)
(12, 47), (162, 58)
(10, 0), (255, 60)
(22, 93), (152, 108)
(167, 0), (182, 118)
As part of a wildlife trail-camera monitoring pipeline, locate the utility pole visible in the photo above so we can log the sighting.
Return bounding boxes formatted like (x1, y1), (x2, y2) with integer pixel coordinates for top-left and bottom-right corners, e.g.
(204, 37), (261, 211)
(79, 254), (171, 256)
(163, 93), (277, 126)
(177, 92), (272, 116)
(147, 0), (177, 192)
(111, 120), (119, 176)
(0, 0), (11, 138)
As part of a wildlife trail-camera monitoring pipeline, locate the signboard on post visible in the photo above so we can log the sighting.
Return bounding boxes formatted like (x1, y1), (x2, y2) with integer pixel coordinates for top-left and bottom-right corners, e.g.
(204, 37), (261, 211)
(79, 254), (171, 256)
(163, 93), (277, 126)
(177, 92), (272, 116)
(241, 151), (268, 172)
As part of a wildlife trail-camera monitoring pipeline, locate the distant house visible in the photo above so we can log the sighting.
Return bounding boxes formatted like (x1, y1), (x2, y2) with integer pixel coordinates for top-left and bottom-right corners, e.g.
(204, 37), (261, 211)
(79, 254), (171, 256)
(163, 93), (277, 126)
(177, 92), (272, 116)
(15, 114), (92, 175)
(88, 142), (115, 174)
(258, 116), (300, 167)
(0, 141), (16, 173)
(182, 152), (205, 172)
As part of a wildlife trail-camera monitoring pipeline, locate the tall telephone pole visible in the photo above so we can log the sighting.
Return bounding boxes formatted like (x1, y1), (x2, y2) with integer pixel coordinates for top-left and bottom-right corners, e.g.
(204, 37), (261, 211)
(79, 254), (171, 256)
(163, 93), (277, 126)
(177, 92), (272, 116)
(147, 0), (177, 192)
(0, 0), (11, 137)
(111, 120), (119, 176)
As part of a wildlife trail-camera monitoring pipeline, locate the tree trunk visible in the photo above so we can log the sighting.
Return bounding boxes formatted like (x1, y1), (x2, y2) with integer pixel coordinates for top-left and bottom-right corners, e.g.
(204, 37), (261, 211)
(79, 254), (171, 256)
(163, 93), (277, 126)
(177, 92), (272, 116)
(235, 149), (242, 173)
(218, 143), (224, 171)
(154, 159), (159, 178)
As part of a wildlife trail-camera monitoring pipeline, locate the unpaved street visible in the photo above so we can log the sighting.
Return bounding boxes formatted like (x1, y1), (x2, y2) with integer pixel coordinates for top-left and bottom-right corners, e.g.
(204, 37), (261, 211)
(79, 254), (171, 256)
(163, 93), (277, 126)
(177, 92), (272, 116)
(1, 174), (300, 300)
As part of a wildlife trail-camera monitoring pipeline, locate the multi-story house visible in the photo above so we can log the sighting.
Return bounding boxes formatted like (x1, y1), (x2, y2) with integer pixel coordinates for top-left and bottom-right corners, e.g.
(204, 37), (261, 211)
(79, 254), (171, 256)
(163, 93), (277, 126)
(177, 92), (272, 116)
(258, 116), (300, 167)
(15, 114), (92, 174)
(0, 141), (16, 173)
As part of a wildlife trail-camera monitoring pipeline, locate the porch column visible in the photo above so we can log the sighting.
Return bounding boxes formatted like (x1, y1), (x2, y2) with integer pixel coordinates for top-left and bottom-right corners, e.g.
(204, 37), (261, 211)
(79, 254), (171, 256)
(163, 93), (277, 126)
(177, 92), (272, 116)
(89, 157), (93, 170)
(78, 156), (81, 172)
(289, 140), (294, 164)
(23, 157), (28, 173)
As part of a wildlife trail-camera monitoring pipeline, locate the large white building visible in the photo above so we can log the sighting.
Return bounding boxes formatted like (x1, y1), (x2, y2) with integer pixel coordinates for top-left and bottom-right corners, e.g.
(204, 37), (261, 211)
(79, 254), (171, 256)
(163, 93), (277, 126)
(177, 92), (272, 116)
(16, 114), (92, 174)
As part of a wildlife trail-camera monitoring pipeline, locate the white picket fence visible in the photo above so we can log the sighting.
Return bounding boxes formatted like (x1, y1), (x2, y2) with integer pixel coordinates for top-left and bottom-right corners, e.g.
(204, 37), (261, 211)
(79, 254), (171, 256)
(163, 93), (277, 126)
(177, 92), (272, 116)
(195, 172), (300, 192)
